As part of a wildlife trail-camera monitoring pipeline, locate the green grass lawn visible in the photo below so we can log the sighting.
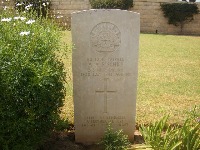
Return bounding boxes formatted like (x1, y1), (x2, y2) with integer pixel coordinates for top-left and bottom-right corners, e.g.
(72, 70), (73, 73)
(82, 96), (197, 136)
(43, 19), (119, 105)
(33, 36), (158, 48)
(60, 31), (200, 125)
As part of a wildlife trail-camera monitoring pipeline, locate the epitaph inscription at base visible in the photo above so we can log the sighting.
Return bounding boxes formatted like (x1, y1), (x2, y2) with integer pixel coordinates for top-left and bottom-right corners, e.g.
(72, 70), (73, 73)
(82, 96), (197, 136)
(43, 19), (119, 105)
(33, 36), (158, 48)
(72, 9), (140, 144)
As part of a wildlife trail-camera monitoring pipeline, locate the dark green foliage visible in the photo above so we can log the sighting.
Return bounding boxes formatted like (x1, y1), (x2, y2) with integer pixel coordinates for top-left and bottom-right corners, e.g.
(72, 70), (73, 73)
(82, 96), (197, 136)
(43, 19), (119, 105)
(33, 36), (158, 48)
(89, 0), (133, 10)
(100, 124), (131, 150)
(189, 0), (196, 2)
(0, 11), (66, 149)
(161, 3), (199, 31)
(15, 0), (51, 18)
(54, 119), (69, 131)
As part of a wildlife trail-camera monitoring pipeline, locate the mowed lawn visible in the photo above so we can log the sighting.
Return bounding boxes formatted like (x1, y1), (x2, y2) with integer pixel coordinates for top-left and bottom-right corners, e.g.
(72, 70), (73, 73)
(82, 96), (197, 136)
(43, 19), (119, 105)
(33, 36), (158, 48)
(60, 31), (200, 125)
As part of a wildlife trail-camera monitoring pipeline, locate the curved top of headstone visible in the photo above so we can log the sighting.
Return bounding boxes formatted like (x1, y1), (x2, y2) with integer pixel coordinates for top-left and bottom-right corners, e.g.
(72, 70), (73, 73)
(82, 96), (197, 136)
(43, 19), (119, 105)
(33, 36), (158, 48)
(71, 9), (140, 16)
(71, 9), (140, 55)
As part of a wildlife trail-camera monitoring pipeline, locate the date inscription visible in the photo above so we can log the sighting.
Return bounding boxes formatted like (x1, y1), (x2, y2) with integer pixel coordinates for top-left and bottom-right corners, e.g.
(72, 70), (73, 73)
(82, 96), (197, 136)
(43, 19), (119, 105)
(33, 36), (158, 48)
(81, 116), (128, 127)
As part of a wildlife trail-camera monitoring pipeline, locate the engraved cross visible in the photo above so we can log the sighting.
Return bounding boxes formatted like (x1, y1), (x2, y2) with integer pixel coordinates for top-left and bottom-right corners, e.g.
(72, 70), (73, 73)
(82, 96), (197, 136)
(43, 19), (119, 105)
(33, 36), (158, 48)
(95, 78), (117, 113)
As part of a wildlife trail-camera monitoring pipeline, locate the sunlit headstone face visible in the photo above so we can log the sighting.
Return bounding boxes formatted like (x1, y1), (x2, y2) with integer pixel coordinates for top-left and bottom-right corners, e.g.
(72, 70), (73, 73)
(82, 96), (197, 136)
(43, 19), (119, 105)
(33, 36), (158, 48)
(71, 9), (140, 144)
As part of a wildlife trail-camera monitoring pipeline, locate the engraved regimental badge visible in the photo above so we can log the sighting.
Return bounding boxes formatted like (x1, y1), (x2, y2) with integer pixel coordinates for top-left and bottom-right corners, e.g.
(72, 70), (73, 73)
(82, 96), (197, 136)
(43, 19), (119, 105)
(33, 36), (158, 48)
(90, 22), (121, 52)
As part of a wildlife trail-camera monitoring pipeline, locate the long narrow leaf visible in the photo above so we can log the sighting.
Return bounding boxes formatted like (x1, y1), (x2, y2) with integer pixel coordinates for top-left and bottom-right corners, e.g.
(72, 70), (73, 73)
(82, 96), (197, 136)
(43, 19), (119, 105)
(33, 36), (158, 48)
(171, 141), (182, 150)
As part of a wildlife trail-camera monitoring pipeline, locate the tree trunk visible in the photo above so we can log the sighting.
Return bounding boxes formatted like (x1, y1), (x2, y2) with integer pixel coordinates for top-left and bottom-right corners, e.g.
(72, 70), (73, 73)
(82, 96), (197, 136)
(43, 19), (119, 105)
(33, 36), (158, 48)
(180, 22), (184, 34)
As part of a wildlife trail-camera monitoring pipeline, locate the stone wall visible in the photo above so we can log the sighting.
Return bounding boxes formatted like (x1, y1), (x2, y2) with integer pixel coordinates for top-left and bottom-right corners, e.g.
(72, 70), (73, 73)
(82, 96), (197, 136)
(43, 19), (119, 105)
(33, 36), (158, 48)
(50, 0), (91, 27)
(51, 0), (90, 15)
(50, 0), (200, 35)
(1, 0), (200, 35)
(0, 0), (14, 10)
(132, 0), (200, 35)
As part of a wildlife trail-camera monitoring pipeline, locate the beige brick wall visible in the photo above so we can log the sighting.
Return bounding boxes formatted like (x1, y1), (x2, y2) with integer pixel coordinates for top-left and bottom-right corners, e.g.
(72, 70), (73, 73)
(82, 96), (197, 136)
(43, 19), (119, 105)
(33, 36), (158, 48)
(50, 0), (200, 35)
(50, 0), (90, 28)
(132, 0), (200, 35)
(1, 0), (200, 35)
(49, 0), (92, 18)
(0, 0), (14, 10)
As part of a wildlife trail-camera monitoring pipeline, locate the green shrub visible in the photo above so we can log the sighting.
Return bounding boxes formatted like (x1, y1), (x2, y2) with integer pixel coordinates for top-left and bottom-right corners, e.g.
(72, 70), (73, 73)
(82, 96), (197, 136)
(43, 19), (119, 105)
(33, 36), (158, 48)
(89, 0), (133, 10)
(0, 8), (66, 150)
(100, 124), (131, 150)
(54, 119), (69, 131)
(15, 0), (51, 18)
(140, 114), (200, 150)
(161, 3), (199, 32)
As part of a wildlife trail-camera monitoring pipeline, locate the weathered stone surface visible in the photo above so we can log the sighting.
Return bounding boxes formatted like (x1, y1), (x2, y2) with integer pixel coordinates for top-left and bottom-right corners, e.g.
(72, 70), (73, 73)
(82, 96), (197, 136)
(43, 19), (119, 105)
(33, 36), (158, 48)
(72, 9), (140, 144)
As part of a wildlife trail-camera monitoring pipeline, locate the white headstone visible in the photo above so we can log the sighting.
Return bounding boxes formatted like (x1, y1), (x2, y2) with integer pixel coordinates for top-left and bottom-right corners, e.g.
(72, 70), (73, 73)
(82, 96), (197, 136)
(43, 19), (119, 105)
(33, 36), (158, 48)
(72, 9), (140, 144)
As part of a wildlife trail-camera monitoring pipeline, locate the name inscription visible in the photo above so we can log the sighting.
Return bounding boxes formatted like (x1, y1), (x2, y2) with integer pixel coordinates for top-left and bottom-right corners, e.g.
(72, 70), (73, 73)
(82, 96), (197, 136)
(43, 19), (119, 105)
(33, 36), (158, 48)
(81, 57), (132, 77)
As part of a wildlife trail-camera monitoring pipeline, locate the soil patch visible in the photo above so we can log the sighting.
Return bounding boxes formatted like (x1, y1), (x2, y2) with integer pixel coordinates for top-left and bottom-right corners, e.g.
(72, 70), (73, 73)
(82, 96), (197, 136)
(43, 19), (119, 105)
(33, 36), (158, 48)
(40, 129), (144, 150)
